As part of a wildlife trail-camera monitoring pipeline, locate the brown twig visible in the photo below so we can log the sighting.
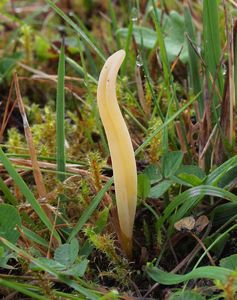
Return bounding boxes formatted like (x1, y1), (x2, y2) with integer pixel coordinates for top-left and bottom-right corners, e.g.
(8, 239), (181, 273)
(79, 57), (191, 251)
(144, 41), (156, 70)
(189, 231), (215, 266)
(0, 80), (17, 143)
(13, 73), (59, 249)
(2, 158), (109, 181)
(14, 73), (47, 198)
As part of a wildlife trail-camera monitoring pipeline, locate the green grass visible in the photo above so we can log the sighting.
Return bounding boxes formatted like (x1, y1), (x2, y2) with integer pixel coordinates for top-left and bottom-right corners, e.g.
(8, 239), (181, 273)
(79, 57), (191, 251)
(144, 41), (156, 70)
(203, 0), (224, 117)
(56, 40), (66, 182)
(184, 1), (203, 117)
(0, 0), (237, 299)
(0, 148), (61, 242)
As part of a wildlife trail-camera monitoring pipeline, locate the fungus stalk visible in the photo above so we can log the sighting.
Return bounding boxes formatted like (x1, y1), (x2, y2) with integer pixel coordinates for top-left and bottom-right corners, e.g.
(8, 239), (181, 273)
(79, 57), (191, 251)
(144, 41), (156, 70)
(97, 50), (137, 257)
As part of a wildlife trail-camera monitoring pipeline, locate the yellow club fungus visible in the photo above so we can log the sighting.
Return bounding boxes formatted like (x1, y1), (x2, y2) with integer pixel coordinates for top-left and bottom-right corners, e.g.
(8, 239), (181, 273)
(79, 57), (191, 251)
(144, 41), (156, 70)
(97, 50), (137, 257)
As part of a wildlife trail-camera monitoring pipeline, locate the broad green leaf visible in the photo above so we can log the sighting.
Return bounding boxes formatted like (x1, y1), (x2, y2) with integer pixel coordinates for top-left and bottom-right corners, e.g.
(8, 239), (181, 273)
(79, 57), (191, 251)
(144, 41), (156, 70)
(63, 259), (89, 277)
(220, 254), (237, 271)
(149, 180), (172, 199)
(162, 151), (183, 178)
(164, 11), (188, 63)
(54, 239), (79, 267)
(144, 164), (162, 183)
(117, 26), (157, 49)
(175, 173), (203, 187)
(169, 291), (205, 300)
(117, 10), (188, 63)
(172, 164), (205, 186)
(31, 254), (88, 278)
(176, 165), (206, 180)
(30, 258), (66, 271)
(138, 174), (151, 200)
(0, 204), (21, 246)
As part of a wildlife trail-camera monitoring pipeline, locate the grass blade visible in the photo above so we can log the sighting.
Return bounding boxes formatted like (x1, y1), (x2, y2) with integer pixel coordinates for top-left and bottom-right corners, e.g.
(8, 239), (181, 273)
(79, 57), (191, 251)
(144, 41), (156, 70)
(135, 95), (198, 155)
(22, 226), (49, 248)
(157, 185), (237, 233)
(108, 0), (121, 49)
(203, 0), (224, 109)
(56, 41), (66, 182)
(147, 264), (232, 285)
(0, 177), (18, 205)
(121, 17), (133, 76)
(151, 0), (175, 152)
(184, 1), (203, 116)
(65, 56), (97, 84)
(0, 148), (61, 242)
(0, 279), (49, 300)
(151, 0), (171, 89)
(68, 178), (113, 242)
(206, 155), (237, 185)
(45, 0), (105, 61)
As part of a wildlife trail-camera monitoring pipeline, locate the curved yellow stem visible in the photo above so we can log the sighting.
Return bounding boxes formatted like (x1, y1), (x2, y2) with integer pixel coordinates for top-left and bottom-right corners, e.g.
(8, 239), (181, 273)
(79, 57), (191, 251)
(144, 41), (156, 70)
(97, 50), (137, 257)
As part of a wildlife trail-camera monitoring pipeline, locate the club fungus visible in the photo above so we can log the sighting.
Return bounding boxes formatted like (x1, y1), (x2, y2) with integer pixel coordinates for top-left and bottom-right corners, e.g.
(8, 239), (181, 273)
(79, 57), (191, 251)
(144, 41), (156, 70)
(97, 50), (137, 257)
